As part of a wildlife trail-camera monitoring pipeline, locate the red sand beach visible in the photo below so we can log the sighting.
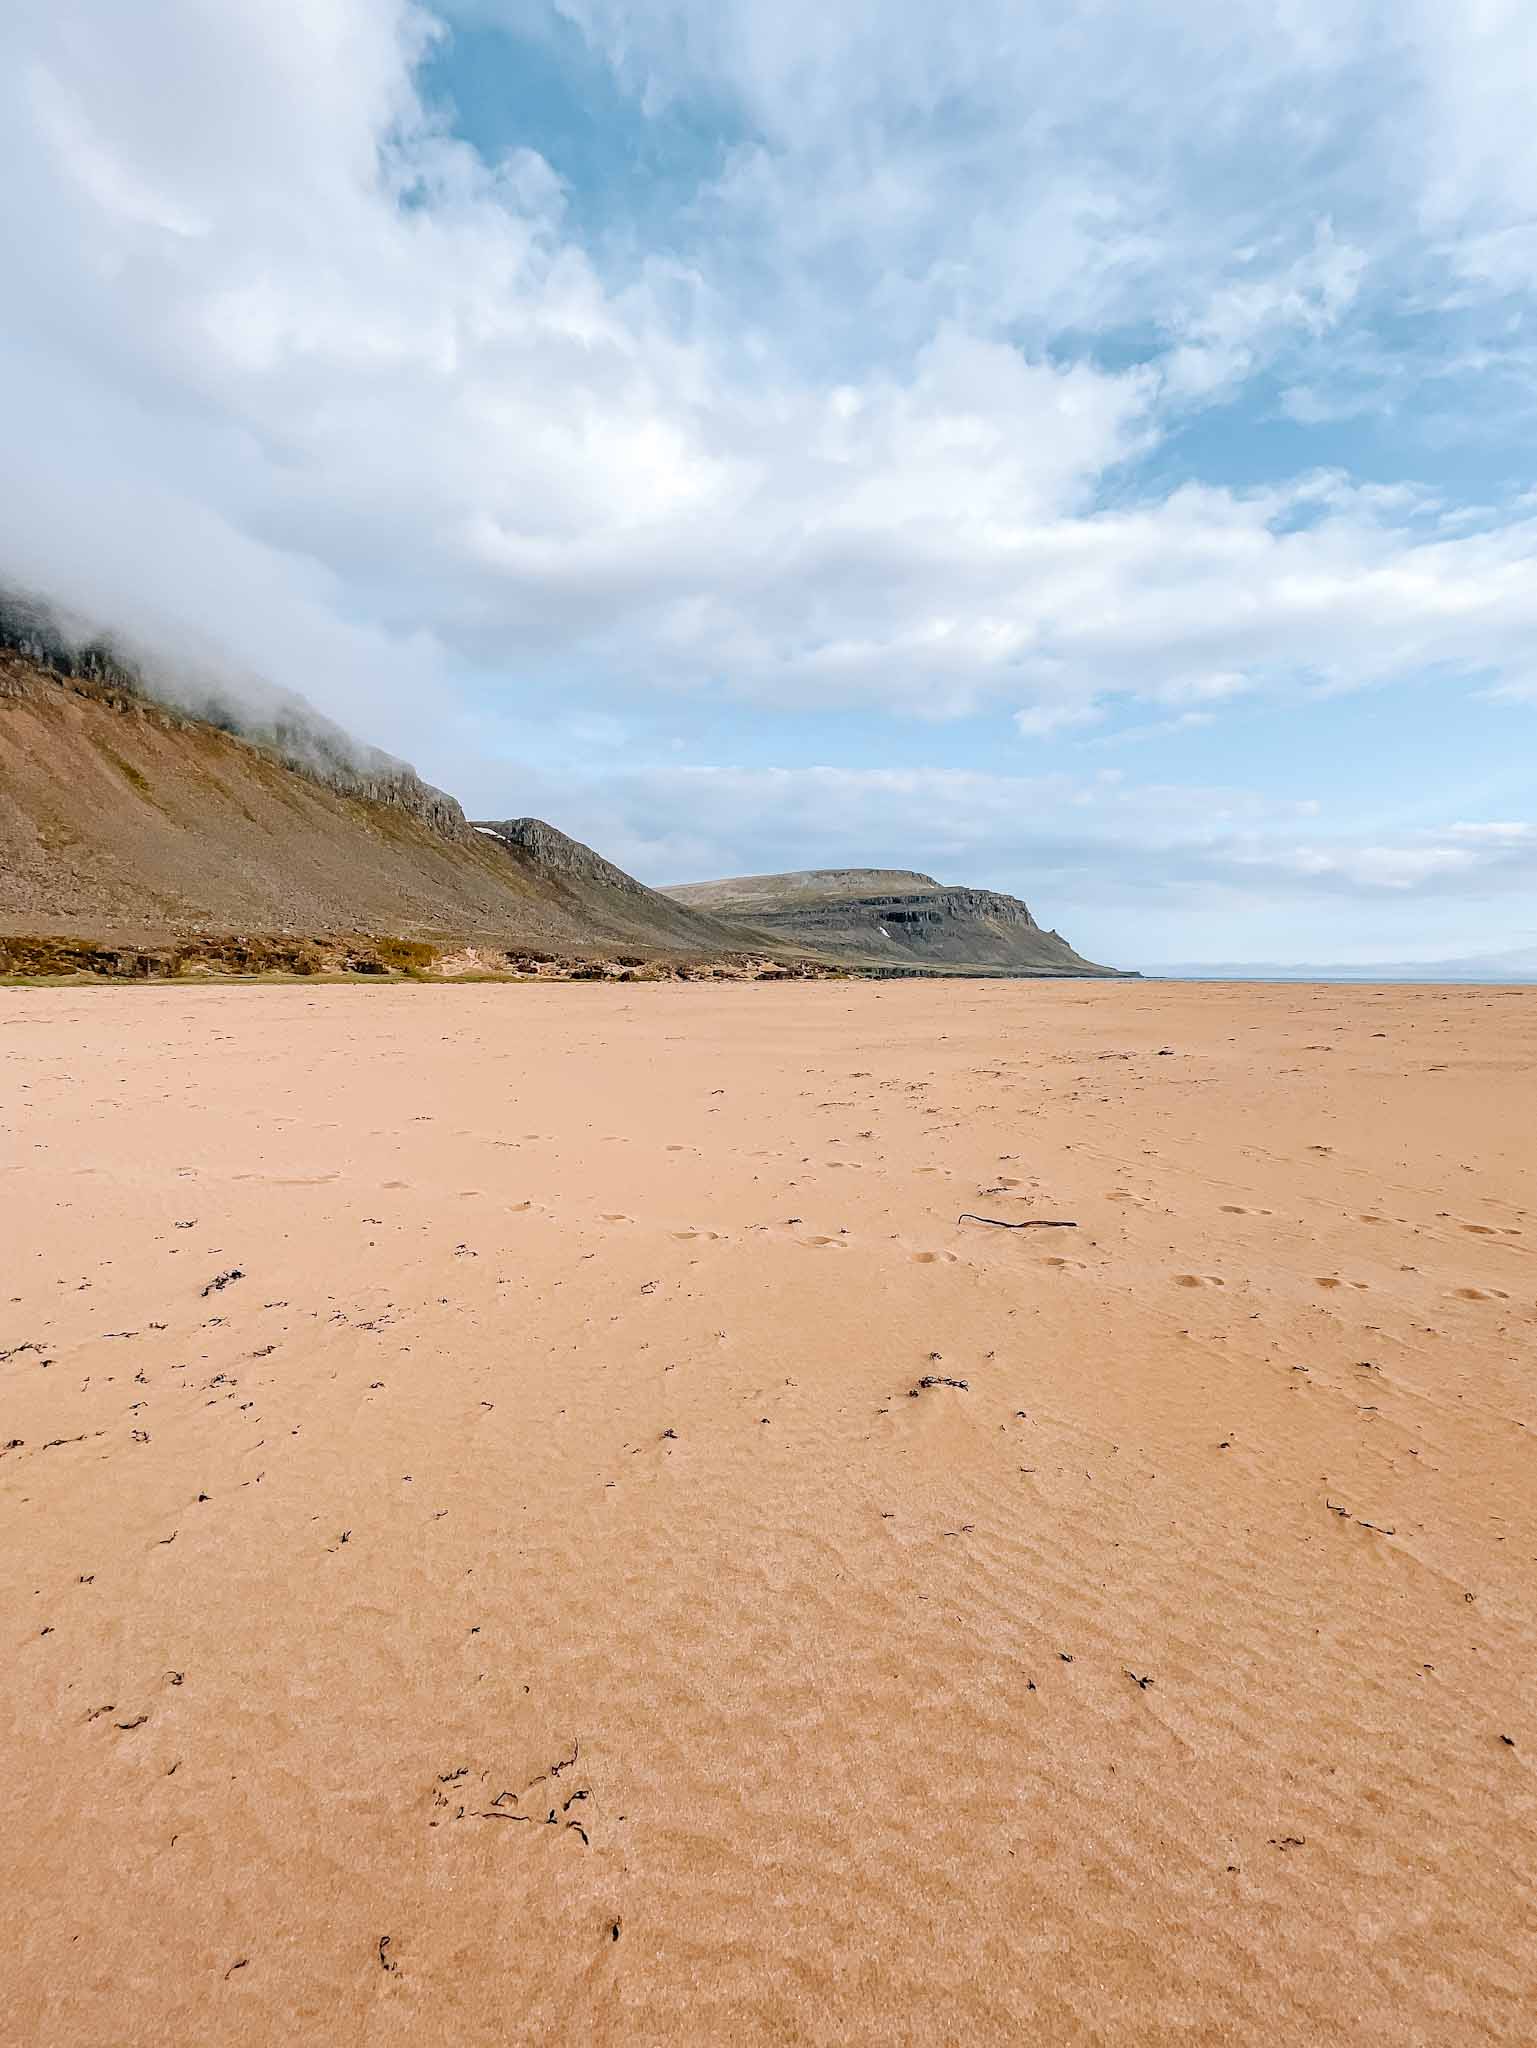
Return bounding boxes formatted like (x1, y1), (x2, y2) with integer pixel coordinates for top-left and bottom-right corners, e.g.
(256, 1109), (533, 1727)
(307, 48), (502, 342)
(3, 978), (1534, 2044)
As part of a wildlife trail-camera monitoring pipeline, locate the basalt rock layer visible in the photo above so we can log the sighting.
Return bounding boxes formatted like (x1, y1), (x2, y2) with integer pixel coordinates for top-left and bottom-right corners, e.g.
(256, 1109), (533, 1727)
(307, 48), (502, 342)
(663, 867), (1125, 975)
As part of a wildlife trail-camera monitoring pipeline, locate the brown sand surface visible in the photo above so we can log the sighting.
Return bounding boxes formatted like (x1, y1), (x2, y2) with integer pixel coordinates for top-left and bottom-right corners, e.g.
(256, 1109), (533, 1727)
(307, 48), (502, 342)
(2, 979), (1534, 2045)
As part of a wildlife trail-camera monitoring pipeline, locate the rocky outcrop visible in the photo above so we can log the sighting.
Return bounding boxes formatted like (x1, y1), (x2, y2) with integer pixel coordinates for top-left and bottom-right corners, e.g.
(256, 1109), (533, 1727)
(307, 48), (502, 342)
(473, 818), (649, 894)
(471, 817), (773, 956)
(663, 868), (1126, 976)
(0, 590), (143, 695)
(315, 757), (469, 843)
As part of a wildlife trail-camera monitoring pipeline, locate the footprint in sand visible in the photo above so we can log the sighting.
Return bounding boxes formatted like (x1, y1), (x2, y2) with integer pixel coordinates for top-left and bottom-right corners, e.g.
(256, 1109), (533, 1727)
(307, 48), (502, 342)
(1174, 1274), (1225, 1288)
(1452, 1286), (1509, 1302)
(672, 1229), (725, 1243)
(1315, 1277), (1344, 1290)
(910, 1251), (957, 1265)
(799, 1235), (847, 1250)
(602, 1213), (633, 1225)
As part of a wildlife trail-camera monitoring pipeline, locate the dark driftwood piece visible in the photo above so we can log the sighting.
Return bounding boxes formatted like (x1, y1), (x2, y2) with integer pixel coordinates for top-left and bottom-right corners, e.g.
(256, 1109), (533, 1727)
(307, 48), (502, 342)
(957, 1213), (1078, 1230)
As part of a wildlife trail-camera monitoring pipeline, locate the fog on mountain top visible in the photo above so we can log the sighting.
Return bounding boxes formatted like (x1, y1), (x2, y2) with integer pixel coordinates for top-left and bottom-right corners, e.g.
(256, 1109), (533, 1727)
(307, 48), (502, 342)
(0, 582), (415, 789)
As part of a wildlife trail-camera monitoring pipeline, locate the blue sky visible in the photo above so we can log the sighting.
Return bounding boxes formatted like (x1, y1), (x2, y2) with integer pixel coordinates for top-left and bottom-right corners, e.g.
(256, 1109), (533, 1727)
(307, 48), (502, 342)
(2, 0), (1536, 965)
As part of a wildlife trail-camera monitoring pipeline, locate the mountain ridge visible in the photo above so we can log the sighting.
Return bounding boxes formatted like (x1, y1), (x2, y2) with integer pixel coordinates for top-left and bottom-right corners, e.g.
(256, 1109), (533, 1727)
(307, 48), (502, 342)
(0, 644), (767, 969)
(1, 592), (1126, 979)
(664, 867), (1126, 976)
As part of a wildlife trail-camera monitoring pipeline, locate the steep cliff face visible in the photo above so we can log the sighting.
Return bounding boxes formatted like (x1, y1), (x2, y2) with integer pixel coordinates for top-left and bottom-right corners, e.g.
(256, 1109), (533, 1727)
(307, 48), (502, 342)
(327, 760), (469, 842)
(0, 591), (472, 845)
(663, 868), (1125, 975)
(474, 817), (650, 895)
(0, 651), (760, 959)
(473, 819), (760, 953)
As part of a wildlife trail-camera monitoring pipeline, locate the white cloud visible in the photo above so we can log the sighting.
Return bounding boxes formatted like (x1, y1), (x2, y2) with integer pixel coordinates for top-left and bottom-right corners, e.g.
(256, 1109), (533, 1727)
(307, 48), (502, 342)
(1162, 224), (1368, 400)
(1446, 821), (1536, 845)
(1255, 843), (1480, 889)
(1014, 700), (1104, 740)
(6, 0), (1537, 751)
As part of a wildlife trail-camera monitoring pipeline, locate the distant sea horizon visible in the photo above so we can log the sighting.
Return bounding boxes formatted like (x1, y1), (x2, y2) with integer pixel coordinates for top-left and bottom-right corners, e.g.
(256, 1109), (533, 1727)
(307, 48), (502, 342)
(1138, 969), (1537, 986)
